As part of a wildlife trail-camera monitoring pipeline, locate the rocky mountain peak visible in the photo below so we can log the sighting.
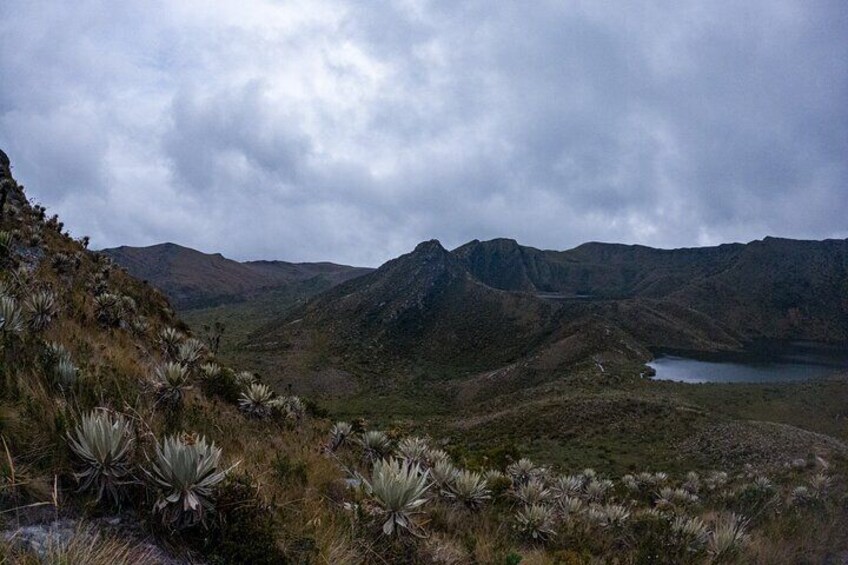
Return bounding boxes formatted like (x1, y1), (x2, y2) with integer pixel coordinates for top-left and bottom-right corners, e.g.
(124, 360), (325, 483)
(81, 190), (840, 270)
(412, 239), (448, 256)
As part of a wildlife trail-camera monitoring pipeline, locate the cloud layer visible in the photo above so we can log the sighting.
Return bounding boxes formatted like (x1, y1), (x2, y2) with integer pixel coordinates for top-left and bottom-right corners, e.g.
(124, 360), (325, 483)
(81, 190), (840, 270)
(1, 0), (846, 266)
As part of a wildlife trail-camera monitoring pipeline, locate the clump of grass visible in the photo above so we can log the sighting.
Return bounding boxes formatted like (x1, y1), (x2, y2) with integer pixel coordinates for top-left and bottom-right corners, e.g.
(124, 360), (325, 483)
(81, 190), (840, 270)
(708, 513), (749, 561)
(203, 472), (288, 563)
(37, 524), (157, 564)
(67, 410), (135, 505)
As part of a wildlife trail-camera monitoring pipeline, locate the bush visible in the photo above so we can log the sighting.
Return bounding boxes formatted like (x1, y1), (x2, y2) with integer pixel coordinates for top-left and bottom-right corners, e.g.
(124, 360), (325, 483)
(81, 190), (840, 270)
(203, 472), (286, 565)
(200, 368), (242, 404)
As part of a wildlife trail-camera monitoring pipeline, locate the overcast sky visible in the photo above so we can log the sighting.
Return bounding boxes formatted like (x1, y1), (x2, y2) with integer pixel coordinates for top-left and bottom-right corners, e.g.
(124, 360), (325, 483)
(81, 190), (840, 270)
(1, 1), (846, 266)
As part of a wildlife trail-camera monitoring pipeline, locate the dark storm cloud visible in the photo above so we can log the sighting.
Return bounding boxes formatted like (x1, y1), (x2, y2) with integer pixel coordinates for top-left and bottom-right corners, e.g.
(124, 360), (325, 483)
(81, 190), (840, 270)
(1, 0), (845, 266)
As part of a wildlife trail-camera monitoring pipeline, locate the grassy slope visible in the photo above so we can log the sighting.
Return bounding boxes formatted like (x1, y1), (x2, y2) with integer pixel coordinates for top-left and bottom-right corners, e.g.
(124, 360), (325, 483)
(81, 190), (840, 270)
(200, 310), (848, 477)
(169, 236), (848, 561)
(179, 276), (336, 356)
(0, 172), (352, 562)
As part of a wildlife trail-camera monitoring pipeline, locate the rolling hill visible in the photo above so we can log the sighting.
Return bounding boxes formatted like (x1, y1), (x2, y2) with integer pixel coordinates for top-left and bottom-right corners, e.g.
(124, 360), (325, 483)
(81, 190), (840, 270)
(102, 242), (371, 310)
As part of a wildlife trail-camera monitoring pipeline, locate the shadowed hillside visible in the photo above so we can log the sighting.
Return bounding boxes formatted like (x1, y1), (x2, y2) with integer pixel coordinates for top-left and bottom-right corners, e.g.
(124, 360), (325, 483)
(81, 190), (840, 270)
(253, 240), (560, 373)
(455, 237), (848, 342)
(251, 236), (847, 380)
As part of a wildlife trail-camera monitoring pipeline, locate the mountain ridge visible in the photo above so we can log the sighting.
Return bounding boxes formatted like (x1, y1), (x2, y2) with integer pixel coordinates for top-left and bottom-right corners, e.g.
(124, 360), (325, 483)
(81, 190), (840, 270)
(250, 235), (848, 379)
(102, 242), (372, 310)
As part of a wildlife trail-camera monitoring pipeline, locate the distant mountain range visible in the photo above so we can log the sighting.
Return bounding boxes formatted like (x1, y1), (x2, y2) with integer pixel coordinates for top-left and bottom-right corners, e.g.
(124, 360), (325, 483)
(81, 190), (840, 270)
(101, 243), (372, 310)
(105, 237), (848, 377)
(244, 236), (848, 376)
(454, 237), (848, 343)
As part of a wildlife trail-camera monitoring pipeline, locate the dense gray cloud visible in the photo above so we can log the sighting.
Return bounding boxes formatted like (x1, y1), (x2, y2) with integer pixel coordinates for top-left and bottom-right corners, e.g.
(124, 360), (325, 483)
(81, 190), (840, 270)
(1, 0), (845, 266)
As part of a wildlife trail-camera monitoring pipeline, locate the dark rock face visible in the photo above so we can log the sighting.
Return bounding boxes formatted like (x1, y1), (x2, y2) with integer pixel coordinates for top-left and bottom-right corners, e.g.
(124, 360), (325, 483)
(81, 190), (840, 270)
(0, 149), (11, 178)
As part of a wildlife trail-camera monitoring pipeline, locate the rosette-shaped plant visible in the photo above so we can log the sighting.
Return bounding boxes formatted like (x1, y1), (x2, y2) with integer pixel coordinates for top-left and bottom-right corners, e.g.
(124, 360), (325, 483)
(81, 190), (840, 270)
(176, 338), (205, 371)
(396, 436), (430, 466)
(514, 504), (557, 541)
(363, 458), (431, 536)
(329, 421), (353, 451)
(444, 469), (490, 510)
(359, 430), (391, 461)
(0, 295), (24, 336)
(154, 362), (191, 409)
(238, 383), (275, 419)
(25, 290), (57, 332)
(158, 327), (183, 359)
(67, 410), (135, 505)
(146, 434), (231, 529)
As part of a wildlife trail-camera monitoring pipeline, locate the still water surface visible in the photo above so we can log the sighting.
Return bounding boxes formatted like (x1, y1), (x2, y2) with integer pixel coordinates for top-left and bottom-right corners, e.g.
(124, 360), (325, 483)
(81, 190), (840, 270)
(648, 342), (848, 384)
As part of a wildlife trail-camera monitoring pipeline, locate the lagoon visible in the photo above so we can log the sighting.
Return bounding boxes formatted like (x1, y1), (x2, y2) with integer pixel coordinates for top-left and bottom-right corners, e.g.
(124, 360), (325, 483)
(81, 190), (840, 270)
(648, 342), (848, 384)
